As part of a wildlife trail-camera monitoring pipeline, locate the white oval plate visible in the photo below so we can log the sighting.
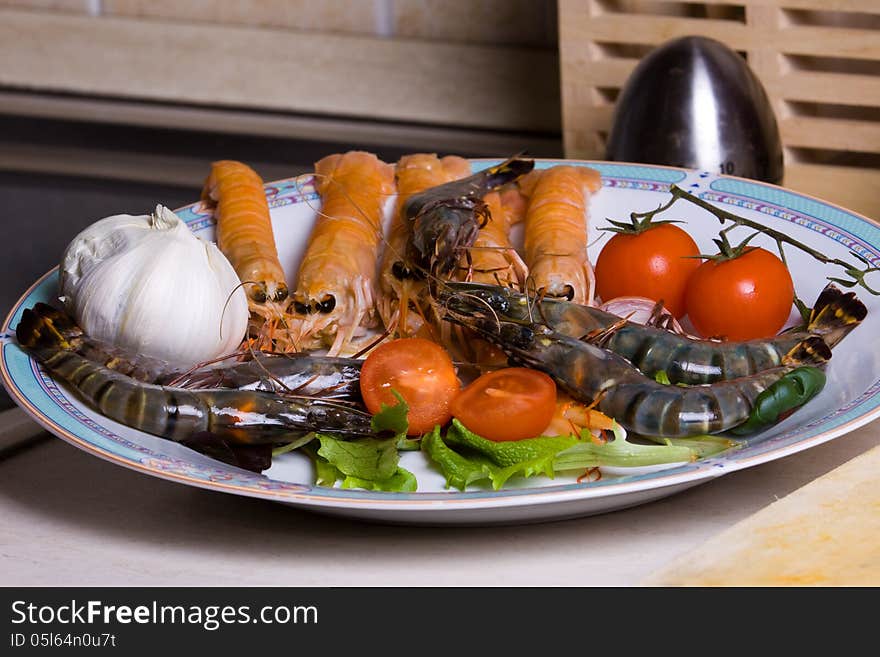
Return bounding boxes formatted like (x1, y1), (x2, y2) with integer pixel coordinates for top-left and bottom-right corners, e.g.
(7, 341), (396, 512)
(4, 159), (880, 525)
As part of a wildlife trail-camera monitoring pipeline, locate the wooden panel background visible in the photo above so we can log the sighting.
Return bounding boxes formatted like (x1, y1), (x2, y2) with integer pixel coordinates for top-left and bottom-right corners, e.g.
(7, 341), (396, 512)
(0, 3), (559, 132)
(0, 1), (560, 183)
(3, 0), (880, 218)
(559, 0), (880, 219)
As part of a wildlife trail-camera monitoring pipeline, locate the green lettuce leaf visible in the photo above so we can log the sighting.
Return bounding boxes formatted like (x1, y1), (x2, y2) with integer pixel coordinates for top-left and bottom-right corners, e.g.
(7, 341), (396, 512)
(552, 424), (695, 470)
(370, 390), (409, 439)
(446, 419), (580, 468)
(311, 432), (417, 492)
(423, 421), (699, 491)
(340, 467), (417, 492)
(308, 393), (422, 493)
(396, 437), (424, 452)
(643, 434), (739, 459)
(654, 370), (672, 385)
(313, 453), (343, 487)
(370, 390), (423, 451)
(421, 427), (497, 491)
(317, 434), (399, 481)
(313, 451), (417, 492)
(423, 422), (581, 491)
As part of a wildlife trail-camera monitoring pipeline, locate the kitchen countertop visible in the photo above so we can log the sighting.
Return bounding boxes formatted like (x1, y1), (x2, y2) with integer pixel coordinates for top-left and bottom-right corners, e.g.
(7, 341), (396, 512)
(2, 419), (878, 587)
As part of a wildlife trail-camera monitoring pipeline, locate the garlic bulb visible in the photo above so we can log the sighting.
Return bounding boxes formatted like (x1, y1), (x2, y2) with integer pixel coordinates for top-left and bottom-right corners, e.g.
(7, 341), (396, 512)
(60, 205), (249, 369)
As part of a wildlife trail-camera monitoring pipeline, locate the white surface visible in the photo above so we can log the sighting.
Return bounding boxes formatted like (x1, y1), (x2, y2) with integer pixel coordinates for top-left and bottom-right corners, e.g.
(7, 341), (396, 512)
(0, 407), (43, 450)
(1, 421), (877, 587)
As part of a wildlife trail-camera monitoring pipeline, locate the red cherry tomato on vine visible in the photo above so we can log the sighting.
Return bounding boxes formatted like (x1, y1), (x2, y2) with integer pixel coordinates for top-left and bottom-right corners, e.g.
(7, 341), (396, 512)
(450, 368), (557, 442)
(595, 223), (700, 318)
(684, 247), (794, 341)
(360, 338), (461, 435)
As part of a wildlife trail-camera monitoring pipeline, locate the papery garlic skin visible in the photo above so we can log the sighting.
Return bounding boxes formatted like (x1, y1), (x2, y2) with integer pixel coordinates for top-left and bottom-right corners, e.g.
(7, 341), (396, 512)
(60, 205), (249, 369)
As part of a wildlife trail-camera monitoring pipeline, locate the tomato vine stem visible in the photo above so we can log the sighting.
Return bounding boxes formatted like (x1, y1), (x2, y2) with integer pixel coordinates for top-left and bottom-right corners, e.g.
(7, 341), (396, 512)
(629, 185), (880, 296)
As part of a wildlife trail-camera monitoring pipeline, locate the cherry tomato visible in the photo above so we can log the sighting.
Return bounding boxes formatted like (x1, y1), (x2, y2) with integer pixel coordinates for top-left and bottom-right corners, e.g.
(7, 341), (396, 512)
(360, 338), (460, 435)
(684, 247), (794, 341)
(450, 368), (557, 442)
(595, 223), (700, 318)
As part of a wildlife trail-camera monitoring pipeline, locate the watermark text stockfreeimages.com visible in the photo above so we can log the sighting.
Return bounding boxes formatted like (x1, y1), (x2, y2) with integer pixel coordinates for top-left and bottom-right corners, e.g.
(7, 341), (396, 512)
(10, 599), (317, 632)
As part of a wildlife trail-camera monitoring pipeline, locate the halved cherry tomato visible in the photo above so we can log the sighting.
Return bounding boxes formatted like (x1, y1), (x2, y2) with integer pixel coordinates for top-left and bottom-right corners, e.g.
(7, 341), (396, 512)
(595, 223), (700, 318)
(450, 368), (557, 442)
(360, 338), (460, 435)
(684, 246), (794, 340)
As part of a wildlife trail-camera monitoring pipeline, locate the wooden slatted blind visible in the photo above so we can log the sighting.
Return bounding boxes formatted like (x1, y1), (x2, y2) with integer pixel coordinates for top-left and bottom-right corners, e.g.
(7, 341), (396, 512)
(559, 0), (880, 218)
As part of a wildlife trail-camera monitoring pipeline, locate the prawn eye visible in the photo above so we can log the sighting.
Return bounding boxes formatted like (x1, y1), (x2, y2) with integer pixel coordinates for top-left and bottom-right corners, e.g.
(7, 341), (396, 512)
(316, 296), (336, 314)
(274, 285), (289, 303)
(250, 286), (267, 303)
(292, 299), (311, 315)
(392, 261), (413, 280)
(486, 292), (510, 314)
(501, 324), (533, 349)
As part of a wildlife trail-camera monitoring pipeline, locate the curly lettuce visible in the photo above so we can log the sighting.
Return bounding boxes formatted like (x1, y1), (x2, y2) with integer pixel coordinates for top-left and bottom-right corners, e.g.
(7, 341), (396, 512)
(423, 420), (714, 491)
(309, 393), (417, 492)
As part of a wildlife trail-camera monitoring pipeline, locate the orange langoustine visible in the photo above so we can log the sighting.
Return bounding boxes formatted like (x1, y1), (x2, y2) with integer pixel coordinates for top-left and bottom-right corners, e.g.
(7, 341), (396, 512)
(378, 153), (472, 337)
(519, 165), (602, 305)
(201, 160), (293, 352)
(460, 188), (528, 288)
(201, 160), (289, 319)
(289, 150), (396, 356)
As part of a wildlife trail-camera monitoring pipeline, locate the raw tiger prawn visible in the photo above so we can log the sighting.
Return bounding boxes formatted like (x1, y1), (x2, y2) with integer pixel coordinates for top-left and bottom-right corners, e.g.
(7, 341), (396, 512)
(378, 153), (473, 337)
(402, 156), (534, 278)
(458, 189), (528, 288)
(16, 304), (374, 444)
(25, 302), (364, 401)
(437, 285), (831, 438)
(440, 281), (862, 385)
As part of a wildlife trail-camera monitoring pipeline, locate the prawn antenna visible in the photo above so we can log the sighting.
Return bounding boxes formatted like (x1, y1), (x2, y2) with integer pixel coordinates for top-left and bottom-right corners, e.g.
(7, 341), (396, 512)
(163, 350), (244, 389)
(251, 351), (297, 396)
(457, 290), (503, 334)
(220, 280), (258, 341)
(523, 273), (544, 325)
(294, 171), (394, 243)
(351, 324), (394, 360)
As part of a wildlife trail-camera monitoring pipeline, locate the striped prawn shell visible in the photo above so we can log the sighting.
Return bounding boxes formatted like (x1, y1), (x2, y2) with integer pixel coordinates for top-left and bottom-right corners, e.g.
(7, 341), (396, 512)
(438, 282), (826, 385)
(33, 346), (373, 445)
(437, 288), (800, 438)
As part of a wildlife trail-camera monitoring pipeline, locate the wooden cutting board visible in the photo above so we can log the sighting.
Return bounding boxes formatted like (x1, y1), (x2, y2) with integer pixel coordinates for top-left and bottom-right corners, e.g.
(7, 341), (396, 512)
(643, 444), (880, 586)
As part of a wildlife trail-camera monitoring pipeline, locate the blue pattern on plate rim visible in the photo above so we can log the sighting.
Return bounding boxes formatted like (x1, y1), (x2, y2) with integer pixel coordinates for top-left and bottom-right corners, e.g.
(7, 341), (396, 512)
(3, 162), (879, 503)
(704, 187), (880, 268)
(698, 178), (880, 462)
(176, 176), (320, 231)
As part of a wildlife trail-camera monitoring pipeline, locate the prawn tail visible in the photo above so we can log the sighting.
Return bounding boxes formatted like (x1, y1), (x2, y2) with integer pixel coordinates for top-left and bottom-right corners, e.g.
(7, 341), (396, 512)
(16, 303), (79, 357)
(483, 156), (535, 188)
(806, 283), (867, 348)
(783, 336), (832, 367)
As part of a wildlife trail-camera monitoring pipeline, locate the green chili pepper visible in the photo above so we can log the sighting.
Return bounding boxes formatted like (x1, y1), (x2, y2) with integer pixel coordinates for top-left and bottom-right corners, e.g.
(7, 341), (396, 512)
(731, 366), (826, 436)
